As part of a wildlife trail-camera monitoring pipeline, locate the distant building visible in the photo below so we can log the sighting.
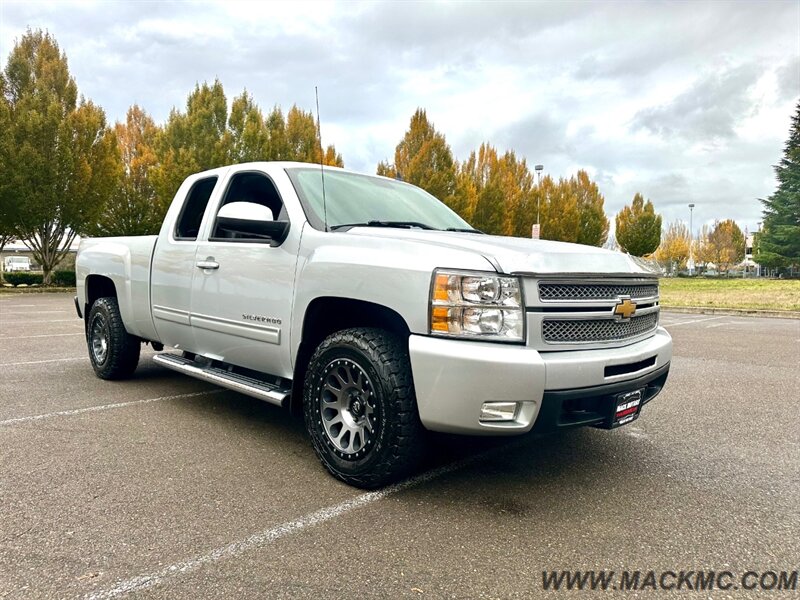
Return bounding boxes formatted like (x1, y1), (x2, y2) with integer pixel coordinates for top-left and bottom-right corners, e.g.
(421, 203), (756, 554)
(0, 238), (78, 273)
(741, 230), (759, 275)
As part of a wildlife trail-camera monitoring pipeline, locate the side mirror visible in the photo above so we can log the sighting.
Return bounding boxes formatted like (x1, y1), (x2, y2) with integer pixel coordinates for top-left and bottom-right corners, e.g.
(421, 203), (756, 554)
(215, 202), (289, 244)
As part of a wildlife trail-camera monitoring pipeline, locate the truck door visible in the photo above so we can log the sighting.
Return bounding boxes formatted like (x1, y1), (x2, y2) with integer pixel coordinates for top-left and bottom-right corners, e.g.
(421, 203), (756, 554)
(151, 174), (222, 351)
(189, 169), (299, 379)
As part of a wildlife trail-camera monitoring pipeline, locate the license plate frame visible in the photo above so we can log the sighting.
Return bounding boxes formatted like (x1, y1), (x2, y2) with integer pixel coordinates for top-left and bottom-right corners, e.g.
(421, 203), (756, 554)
(611, 388), (644, 428)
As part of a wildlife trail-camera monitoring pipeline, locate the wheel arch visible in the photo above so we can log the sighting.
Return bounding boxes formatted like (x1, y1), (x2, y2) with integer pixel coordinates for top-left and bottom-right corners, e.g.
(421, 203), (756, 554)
(84, 275), (117, 327)
(289, 297), (411, 416)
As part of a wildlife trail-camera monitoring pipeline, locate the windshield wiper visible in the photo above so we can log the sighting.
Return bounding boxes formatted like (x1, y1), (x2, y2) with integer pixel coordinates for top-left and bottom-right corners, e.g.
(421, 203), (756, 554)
(445, 227), (485, 234)
(330, 220), (438, 231)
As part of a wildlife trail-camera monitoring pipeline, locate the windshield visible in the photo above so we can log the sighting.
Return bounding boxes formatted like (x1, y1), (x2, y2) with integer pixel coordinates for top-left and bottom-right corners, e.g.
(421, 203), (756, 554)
(286, 168), (474, 232)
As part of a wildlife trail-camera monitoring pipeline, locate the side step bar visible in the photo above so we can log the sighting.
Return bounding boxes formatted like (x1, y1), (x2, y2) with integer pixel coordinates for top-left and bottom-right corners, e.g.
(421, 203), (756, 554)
(153, 353), (290, 407)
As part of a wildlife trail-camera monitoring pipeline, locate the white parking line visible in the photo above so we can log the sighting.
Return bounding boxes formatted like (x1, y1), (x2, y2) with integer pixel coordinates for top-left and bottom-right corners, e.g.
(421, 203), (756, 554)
(0, 356), (85, 366)
(663, 316), (724, 328)
(82, 442), (511, 600)
(0, 332), (83, 339)
(705, 322), (731, 329)
(0, 390), (220, 428)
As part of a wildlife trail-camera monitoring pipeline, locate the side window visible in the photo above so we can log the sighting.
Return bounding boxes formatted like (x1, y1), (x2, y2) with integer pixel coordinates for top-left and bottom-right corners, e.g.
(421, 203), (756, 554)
(174, 176), (218, 240)
(211, 172), (288, 240)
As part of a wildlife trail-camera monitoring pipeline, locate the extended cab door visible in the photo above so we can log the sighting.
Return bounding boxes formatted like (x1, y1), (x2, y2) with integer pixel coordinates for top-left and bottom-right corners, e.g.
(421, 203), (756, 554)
(151, 172), (224, 351)
(189, 167), (300, 379)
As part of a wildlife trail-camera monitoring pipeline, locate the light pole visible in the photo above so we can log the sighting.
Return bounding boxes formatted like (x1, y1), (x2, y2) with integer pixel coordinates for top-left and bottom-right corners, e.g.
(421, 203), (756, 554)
(688, 203), (695, 276)
(534, 165), (544, 238)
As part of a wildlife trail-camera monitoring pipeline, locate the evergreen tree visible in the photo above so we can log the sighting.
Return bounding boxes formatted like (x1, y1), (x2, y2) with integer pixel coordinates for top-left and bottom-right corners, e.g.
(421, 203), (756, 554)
(615, 193), (662, 256)
(756, 100), (800, 269)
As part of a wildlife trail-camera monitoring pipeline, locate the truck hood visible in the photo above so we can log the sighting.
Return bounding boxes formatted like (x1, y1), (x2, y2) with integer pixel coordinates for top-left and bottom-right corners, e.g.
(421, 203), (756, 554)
(346, 228), (657, 277)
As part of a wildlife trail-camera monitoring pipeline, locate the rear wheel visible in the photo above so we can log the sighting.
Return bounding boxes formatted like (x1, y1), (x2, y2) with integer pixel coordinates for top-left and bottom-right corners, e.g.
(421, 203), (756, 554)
(86, 297), (140, 380)
(303, 328), (425, 488)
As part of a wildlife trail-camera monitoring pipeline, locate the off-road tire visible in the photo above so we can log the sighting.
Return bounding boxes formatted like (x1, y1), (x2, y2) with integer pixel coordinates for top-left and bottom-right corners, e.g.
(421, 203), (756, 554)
(86, 297), (140, 380)
(303, 328), (425, 488)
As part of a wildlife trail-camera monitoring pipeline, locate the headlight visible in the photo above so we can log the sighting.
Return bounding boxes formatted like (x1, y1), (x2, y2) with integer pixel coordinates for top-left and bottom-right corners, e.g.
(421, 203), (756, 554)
(430, 270), (524, 342)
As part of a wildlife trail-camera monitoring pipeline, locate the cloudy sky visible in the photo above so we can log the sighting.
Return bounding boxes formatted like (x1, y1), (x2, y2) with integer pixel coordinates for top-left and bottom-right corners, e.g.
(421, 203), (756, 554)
(2, 0), (798, 235)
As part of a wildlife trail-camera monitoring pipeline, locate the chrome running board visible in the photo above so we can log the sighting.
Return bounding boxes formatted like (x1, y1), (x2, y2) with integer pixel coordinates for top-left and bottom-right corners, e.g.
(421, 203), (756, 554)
(153, 353), (290, 407)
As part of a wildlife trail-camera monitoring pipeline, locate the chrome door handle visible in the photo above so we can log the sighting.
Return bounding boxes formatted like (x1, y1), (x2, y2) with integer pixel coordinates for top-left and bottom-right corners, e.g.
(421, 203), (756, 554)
(196, 260), (219, 270)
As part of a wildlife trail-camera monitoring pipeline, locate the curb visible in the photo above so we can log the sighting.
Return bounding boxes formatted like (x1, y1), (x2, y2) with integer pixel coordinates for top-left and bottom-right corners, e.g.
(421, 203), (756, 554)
(661, 306), (800, 320)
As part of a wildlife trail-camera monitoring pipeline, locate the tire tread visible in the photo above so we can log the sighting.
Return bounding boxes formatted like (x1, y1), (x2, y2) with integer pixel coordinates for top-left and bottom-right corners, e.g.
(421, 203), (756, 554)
(87, 297), (140, 380)
(303, 327), (425, 488)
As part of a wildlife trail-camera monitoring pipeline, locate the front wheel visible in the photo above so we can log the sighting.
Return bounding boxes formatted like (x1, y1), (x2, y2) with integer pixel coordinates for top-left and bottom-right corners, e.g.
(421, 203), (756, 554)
(86, 297), (140, 380)
(303, 328), (425, 488)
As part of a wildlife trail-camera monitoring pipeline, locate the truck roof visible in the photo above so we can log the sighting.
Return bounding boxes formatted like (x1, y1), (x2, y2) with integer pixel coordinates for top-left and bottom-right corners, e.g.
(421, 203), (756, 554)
(191, 161), (351, 178)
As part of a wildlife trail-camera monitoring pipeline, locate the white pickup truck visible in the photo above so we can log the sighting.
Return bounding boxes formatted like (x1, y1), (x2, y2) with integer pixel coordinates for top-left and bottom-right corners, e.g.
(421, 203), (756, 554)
(76, 162), (672, 487)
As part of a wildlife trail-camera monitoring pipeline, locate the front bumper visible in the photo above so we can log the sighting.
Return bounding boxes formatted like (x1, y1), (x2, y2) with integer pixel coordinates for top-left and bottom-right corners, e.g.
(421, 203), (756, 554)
(408, 327), (672, 435)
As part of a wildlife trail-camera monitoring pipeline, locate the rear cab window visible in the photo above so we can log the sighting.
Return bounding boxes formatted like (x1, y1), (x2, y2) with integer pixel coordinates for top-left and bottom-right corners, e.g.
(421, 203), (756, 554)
(174, 176), (219, 240)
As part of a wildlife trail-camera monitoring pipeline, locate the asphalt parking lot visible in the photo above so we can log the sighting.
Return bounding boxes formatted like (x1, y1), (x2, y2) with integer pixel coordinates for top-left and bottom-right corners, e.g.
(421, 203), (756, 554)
(1, 292), (798, 599)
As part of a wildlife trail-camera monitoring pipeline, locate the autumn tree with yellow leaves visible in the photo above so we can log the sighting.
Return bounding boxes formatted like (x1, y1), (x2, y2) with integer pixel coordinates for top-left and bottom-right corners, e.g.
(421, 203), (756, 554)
(699, 219), (745, 273)
(615, 193), (662, 256)
(377, 108), (458, 207)
(377, 110), (610, 244)
(90, 105), (161, 236)
(464, 144), (508, 236)
(572, 171), (609, 247)
(0, 71), (15, 255)
(106, 82), (345, 235)
(2, 30), (120, 283)
(654, 220), (690, 274)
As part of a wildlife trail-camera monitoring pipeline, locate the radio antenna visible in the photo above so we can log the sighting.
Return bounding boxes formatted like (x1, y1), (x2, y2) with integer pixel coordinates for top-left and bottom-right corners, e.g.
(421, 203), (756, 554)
(315, 86), (328, 231)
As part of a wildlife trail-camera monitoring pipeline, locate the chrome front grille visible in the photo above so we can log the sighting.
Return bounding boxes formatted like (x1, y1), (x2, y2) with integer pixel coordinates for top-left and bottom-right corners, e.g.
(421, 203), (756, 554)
(538, 282), (658, 302)
(527, 278), (661, 348)
(542, 312), (659, 344)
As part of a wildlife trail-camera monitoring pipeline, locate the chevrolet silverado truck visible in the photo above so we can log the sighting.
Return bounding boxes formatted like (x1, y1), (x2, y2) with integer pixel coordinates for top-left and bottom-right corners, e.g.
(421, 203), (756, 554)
(75, 161), (672, 488)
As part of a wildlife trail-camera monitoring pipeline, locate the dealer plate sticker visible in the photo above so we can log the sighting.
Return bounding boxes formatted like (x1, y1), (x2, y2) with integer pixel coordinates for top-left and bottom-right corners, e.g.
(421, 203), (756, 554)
(614, 389), (643, 427)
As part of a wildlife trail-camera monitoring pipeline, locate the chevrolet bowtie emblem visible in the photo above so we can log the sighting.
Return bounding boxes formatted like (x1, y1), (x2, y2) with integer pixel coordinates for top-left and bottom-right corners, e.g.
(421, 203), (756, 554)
(613, 298), (637, 320)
